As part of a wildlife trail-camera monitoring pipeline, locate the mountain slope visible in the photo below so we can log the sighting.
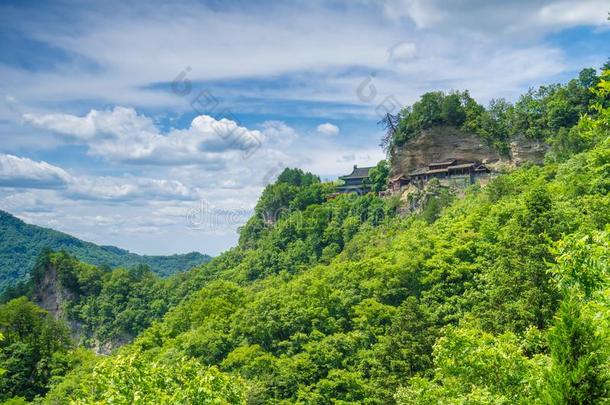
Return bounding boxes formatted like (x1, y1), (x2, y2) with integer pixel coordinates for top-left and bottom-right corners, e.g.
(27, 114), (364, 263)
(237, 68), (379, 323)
(37, 68), (609, 404)
(34, 134), (608, 404)
(0, 210), (211, 290)
(1, 67), (608, 404)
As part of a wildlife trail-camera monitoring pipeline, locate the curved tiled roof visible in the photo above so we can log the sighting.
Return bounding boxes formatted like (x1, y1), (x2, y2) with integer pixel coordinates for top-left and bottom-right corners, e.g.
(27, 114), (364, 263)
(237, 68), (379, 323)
(340, 166), (374, 179)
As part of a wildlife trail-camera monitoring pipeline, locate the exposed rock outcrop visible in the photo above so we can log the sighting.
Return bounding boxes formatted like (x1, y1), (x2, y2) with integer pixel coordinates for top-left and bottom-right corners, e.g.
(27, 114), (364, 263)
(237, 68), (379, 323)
(34, 264), (73, 320)
(33, 264), (85, 344)
(509, 135), (549, 166)
(391, 126), (504, 175)
(32, 262), (127, 354)
(390, 126), (548, 176)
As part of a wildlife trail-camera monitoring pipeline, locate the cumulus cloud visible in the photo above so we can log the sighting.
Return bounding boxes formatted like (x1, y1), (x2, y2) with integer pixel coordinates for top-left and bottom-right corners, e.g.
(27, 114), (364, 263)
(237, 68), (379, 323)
(0, 154), (72, 188)
(23, 111), (101, 140)
(24, 107), (264, 165)
(0, 153), (198, 203)
(2, 0), (609, 255)
(316, 123), (340, 136)
(260, 121), (299, 144)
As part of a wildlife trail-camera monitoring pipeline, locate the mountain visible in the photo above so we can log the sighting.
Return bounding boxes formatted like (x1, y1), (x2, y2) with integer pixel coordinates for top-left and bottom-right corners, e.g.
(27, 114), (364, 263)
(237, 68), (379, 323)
(0, 210), (211, 290)
(1, 67), (609, 404)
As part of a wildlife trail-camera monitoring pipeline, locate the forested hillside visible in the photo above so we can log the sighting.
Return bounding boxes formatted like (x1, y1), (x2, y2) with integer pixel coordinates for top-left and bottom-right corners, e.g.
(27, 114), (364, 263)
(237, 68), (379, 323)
(0, 210), (211, 290)
(382, 66), (603, 161)
(0, 67), (608, 404)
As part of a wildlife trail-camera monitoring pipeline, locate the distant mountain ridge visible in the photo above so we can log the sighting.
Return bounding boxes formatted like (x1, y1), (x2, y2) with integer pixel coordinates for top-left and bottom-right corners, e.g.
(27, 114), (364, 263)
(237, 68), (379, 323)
(0, 210), (211, 290)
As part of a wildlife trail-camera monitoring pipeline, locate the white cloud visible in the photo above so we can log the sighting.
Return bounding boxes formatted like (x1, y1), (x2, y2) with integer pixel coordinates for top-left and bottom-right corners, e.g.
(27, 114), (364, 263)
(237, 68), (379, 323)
(0, 153), (198, 203)
(23, 111), (99, 140)
(260, 120), (299, 144)
(388, 42), (417, 65)
(0, 190), (65, 213)
(381, 0), (609, 33)
(0, 154), (72, 188)
(1, 0), (609, 256)
(316, 123), (340, 136)
(24, 107), (265, 165)
(65, 176), (197, 202)
(3, 0), (603, 113)
(297, 145), (384, 176)
(538, 1), (610, 27)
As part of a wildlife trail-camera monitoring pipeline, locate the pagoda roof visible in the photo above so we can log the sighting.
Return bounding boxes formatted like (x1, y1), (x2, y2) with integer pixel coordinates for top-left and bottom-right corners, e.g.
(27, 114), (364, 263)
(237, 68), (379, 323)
(410, 160), (485, 177)
(448, 163), (476, 170)
(340, 165), (374, 180)
(427, 168), (449, 174)
(474, 164), (491, 171)
(409, 167), (429, 176)
(428, 158), (457, 168)
(390, 174), (409, 182)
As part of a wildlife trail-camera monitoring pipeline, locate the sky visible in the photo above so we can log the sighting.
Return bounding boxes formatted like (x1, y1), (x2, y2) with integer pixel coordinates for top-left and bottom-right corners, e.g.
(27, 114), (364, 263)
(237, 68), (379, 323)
(0, 0), (609, 256)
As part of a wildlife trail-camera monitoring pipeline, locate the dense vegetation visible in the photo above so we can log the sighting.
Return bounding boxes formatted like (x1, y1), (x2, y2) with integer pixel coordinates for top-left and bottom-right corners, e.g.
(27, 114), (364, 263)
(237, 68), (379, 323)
(0, 68), (608, 404)
(0, 297), (73, 402)
(0, 210), (211, 291)
(382, 65), (606, 160)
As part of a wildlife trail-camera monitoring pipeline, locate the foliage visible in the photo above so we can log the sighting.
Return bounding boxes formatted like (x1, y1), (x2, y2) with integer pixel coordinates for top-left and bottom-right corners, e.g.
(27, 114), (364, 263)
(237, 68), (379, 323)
(5, 66), (610, 404)
(36, 252), (180, 347)
(54, 120), (608, 403)
(0, 210), (211, 292)
(69, 353), (244, 404)
(368, 160), (390, 193)
(387, 90), (481, 149)
(237, 173), (396, 279)
(0, 298), (71, 402)
(276, 167), (320, 187)
(385, 68), (608, 163)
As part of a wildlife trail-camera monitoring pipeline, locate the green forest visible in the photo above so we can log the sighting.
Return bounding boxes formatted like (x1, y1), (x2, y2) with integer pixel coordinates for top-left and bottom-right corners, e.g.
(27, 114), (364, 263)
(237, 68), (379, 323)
(0, 66), (609, 404)
(0, 210), (211, 291)
(381, 64), (608, 160)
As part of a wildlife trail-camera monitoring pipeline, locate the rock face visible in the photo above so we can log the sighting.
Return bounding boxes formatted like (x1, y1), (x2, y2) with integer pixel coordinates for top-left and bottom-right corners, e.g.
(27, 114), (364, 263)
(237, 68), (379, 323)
(391, 126), (504, 175)
(391, 126), (548, 175)
(34, 264), (72, 320)
(33, 264), (85, 344)
(33, 262), (124, 354)
(510, 135), (549, 166)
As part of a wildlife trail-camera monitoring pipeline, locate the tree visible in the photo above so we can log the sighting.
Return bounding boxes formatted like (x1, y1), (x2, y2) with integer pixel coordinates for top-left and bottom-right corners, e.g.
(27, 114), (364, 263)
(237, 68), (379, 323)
(0, 298), (71, 401)
(368, 160), (389, 193)
(379, 112), (400, 153)
(441, 92), (467, 126)
(541, 231), (610, 404)
(277, 168), (319, 187)
(543, 298), (609, 404)
(73, 353), (245, 404)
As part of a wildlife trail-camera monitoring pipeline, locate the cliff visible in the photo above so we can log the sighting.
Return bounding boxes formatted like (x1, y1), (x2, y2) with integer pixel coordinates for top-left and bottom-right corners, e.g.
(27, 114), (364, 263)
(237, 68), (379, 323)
(390, 126), (548, 175)
(509, 135), (549, 166)
(32, 260), (127, 354)
(34, 263), (73, 320)
(33, 263), (85, 345)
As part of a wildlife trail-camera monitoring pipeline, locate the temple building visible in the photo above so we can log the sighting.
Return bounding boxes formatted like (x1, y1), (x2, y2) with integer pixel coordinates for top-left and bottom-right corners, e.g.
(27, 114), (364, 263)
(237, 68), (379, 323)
(389, 158), (492, 192)
(337, 159), (492, 196)
(389, 174), (410, 193)
(337, 165), (374, 194)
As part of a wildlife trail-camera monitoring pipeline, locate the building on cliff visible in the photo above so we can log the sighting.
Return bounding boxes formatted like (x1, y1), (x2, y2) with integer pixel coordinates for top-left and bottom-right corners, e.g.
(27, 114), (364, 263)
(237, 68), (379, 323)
(336, 159), (492, 196)
(389, 158), (492, 193)
(337, 165), (374, 194)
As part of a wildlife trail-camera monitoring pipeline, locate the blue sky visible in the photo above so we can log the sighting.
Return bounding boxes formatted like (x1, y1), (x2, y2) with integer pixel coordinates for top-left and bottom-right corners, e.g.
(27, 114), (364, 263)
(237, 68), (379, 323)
(0, 0), (609, 256)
